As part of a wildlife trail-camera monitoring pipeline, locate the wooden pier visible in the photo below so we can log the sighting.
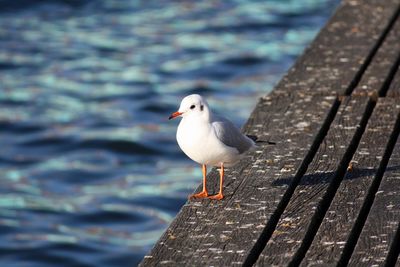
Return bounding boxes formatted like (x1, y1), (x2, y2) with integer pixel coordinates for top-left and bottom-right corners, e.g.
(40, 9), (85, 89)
(141, 0), (400, 265)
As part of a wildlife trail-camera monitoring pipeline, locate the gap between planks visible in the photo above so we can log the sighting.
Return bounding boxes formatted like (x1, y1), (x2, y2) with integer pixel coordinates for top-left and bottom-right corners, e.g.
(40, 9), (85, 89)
(300, 99), (400, 266)
(344, 4), (400, 96)
(287, 98), (376, 266)
(242, 97), (341, 266)
(245, 5), (400, 265)
(338, 109), (400, 266)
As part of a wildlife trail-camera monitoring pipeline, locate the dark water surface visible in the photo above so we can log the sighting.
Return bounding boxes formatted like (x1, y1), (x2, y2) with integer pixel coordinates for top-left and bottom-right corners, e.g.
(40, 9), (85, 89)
(0, 0), (339, 266)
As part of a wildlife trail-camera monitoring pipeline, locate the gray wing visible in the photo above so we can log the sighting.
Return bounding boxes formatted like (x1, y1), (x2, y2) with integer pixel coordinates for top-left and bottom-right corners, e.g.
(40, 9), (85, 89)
(211, 115), (254, 154)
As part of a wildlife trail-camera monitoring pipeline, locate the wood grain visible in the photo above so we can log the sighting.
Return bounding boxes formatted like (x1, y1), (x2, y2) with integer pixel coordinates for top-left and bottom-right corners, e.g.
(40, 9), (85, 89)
(349, 111), (400, 266)
(387, 64), (400, 97)
(352, 12), (400, 96)
(301, 98), (400, 266)
(255, 96), (369, 266)
(273, 0), (400, 96)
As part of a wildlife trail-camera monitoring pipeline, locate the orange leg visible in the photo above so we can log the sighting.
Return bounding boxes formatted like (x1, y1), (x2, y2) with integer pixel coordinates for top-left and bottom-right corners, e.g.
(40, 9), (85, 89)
(189, 164), (209, 199)
(208, 163), (224, 200)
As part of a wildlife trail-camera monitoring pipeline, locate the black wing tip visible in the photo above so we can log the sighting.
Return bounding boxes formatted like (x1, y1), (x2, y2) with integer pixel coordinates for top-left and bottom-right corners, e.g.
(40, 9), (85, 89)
(246, 135), (276, 145)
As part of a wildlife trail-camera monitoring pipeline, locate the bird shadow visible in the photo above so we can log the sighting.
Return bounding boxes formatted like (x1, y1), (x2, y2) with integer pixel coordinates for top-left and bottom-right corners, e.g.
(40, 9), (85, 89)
(272, 164), (400, 186)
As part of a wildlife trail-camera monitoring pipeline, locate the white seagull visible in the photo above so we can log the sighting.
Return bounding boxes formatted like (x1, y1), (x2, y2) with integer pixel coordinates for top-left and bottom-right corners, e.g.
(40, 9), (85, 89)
(169, 94), (255, 200)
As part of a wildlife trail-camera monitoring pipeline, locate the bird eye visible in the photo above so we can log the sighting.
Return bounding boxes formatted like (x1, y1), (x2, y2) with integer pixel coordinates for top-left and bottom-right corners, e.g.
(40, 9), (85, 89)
(190, 105), (195, 109)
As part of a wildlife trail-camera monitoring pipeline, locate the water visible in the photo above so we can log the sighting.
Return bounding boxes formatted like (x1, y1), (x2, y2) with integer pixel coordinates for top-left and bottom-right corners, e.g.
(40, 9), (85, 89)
(0, 0), (339, 266)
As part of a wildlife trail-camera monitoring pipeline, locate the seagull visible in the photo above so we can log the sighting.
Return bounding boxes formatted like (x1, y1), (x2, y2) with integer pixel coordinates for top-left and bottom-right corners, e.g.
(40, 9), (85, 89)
(169, 94), (255, 200)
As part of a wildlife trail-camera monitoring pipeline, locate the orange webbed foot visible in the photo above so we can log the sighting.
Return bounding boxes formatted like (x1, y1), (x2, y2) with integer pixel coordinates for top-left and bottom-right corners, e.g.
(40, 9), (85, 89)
(207, 193), (224, 200)
(189, 190), (209, 199)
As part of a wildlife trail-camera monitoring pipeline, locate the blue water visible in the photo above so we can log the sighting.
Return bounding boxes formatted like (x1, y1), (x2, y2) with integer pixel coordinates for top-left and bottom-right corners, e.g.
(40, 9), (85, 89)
(0, 0), (339, 266)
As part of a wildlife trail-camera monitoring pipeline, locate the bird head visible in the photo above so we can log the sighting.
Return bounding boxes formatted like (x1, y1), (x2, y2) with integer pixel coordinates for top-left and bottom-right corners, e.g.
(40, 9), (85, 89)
(169, 94), (210, 120)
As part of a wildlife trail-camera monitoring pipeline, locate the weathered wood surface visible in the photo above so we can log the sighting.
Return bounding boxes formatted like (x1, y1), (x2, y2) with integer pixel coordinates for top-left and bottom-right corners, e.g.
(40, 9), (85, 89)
(141, 93), (337, 266)
(297, 12), (400, 264)
(255, 96), (369, 266)
(273, 0), (400, 96)
(301, 99), (400, 266)
(352, 10), (400, 97)
(349, 112), (400, 266)
(141, 0), (400, 266)
(388, 65), (400, 97)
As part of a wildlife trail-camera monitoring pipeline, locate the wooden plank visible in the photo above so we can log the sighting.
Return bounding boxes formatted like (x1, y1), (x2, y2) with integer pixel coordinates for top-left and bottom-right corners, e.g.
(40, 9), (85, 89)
(349, 109), (400, 266)
(352, 11), (400, 96)
(301, 98), (400, 266)
(255, 96), (370, 266)
(140, 93), (337, 266)
(273, 0), (400, 96)
(387, 64), (400, 97)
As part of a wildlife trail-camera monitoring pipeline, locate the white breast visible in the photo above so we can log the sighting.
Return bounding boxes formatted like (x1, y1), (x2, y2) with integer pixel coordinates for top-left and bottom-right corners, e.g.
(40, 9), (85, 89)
(176, 117), (240, 167)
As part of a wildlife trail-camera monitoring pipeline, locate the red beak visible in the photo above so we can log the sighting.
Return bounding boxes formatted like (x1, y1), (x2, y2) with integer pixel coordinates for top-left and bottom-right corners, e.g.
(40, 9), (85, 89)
(169, 111), (183, 120)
